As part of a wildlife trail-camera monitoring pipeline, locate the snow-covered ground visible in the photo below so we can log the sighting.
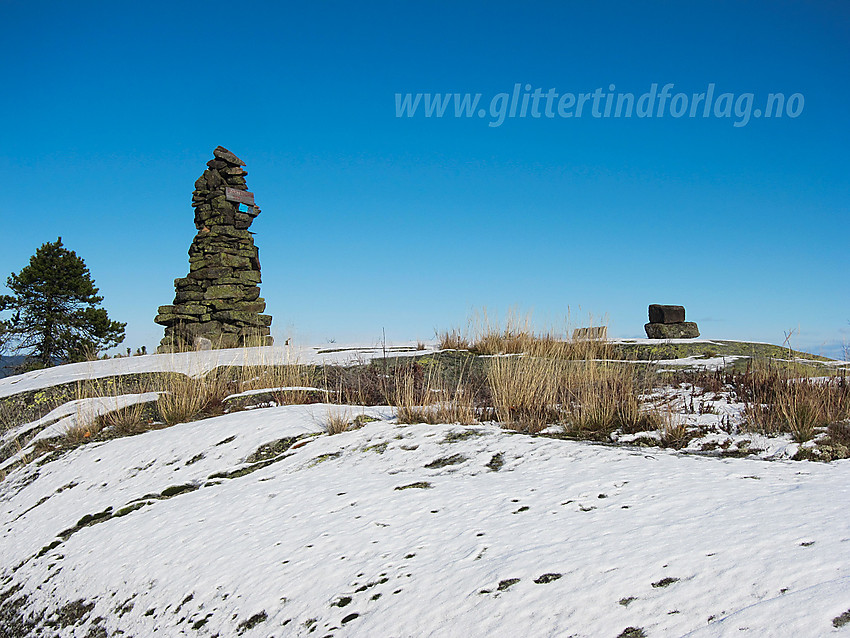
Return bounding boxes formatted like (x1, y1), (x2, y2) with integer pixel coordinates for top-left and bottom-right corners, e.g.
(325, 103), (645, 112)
(1, 402), (849, 637)
(1, 346), (849, 637)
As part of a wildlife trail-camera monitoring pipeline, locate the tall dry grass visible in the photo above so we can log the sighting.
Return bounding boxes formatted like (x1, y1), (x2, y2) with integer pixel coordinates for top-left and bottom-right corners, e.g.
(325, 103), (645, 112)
(566, 360), (654, 436)
(437, 308), (613, 360)
(325, 409), (351, 435)
(65, 378), (156, 443)
(436, 328), (472, 351)
(658, 406), (689, 448)
(488, 355), (566, 432)
(156, 370), (231, 426)
(741, 362), (849, 443)
(391, 362), (477, 426)
(237, 360), (320, 405)
(488, 340), (660, 439)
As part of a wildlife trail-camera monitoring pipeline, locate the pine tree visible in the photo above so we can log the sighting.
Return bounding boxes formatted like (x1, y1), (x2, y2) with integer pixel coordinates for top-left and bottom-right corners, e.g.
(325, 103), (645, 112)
(1, 238), (126, 368)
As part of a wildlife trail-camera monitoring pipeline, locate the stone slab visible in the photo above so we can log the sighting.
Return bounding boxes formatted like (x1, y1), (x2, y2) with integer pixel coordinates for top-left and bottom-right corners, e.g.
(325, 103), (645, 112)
(648, 304), (686, 324)
(644, 322), (700, 339)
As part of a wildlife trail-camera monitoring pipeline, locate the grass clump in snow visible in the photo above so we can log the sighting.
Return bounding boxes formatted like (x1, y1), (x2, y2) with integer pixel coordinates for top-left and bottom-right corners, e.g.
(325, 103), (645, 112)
(236, 359), (320, 406)
(487, 351), (657, 436)
(467, 308), (655, 436)
(740, 361), (849, 443)
(565, 360), (659, 438)
(436, 327), (472, 351)
(487, 354), (566, 433)
(659, 407), (690, 449)
(61, 378), (160, 445)
(390, 361), (477, 426)
(467, 308), (611, 359)
(326, 411), (351, 435)
(156, 371), (230, 426)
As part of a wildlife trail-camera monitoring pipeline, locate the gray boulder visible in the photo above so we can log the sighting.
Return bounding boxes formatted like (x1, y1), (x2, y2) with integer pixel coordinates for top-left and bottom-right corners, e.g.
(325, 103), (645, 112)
(644, 322), (700, 339)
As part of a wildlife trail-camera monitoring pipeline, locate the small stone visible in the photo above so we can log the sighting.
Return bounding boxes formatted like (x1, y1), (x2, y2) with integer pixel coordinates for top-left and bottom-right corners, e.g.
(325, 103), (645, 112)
(211, 310), (261, 325)
(172, 303), (207, 316)
(189, 266), (232, 280)
(174, 290), (204, 303)
(232, 299), (266, 313)
(213, 146), (246, 166)
(203, 285), (245, 300)
(205, 169), (224, 189)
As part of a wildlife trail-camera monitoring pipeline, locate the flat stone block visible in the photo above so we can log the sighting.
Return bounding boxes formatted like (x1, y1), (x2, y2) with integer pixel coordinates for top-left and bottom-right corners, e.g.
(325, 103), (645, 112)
(572, 326), (608, 340)
(203, 285), (244, 300)
(648, 304), (686, 324)
(644, 322), (700, 339)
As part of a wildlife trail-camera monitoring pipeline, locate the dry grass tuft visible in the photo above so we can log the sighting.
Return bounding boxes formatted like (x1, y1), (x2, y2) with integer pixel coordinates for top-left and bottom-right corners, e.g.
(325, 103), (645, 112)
(658, 406), (689, 448)
(391, 363), (477, 426)
(238, 361), (320, 406)
(487, 355), (566, 433)
(565, 360), (660, 437)
(98, 399), (153, 436)
(486, 347), (654, 436)
(437, 328), (472, 351)
(741, 362), (849, 442)
(326, 410), (351, 435)
(156, 370), (230, 426)
(438, 308), (613, 360)
(64, 389), (104, 444)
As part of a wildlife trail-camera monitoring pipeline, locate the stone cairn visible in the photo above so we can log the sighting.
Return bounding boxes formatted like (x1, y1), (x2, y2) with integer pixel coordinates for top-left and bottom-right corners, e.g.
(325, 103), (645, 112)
(155, 146), (273, 352)
(644, 304), (699, 339)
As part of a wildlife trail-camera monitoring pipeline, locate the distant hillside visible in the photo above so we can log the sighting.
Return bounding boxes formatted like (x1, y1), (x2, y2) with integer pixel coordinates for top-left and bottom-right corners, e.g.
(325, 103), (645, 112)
(0, 355), (26, 379)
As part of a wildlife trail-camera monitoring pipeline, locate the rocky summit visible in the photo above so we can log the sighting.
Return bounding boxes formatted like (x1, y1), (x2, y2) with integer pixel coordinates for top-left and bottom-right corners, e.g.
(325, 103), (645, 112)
(155, 146), (273, 352)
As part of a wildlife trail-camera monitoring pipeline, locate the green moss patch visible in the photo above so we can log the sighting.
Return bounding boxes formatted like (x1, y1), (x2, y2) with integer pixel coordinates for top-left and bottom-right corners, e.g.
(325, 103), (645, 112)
(485, 452), (505, 471)
(424, 454), (467, 469)
(394, 482), (432, 490)
(651, 577), (680, 588)
(833, 608), (850, 628)
(441, 429), (487, 444)
(496, 578), (520, 591)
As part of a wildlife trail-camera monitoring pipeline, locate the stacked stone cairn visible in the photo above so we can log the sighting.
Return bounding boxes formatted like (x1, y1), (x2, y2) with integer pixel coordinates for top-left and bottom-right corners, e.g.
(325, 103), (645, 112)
(155, 146), (273, 352)
(644, 304), (699, 339)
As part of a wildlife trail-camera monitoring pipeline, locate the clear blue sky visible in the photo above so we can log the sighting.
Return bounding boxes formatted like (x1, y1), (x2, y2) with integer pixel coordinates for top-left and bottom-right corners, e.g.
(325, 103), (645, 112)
(1, 1), (848, 356)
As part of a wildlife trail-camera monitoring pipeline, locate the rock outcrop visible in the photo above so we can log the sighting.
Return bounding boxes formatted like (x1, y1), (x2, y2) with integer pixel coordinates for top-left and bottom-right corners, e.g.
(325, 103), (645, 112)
(644, 304), (699, 339)
(155, 146), (273, 352)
